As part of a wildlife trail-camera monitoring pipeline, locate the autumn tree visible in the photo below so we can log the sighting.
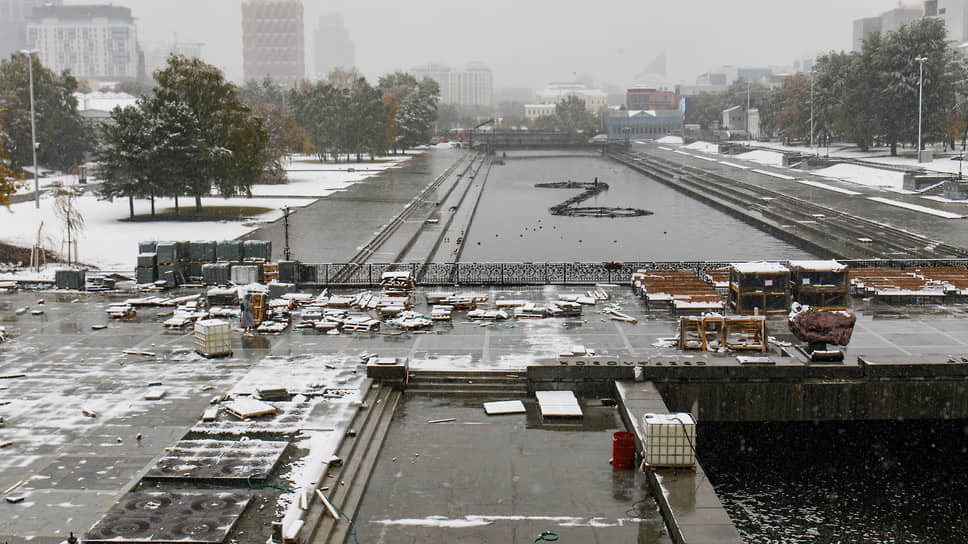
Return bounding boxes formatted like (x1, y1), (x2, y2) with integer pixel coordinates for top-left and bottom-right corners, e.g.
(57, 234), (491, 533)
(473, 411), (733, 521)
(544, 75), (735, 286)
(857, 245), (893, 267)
(0, 52), (92, 172)
(0, 120), (20, 207)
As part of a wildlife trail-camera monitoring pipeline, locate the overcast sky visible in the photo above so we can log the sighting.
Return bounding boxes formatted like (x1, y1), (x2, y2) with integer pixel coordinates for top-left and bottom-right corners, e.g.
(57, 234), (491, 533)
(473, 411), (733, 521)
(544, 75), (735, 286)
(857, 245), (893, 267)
(69, 0), (907, 89)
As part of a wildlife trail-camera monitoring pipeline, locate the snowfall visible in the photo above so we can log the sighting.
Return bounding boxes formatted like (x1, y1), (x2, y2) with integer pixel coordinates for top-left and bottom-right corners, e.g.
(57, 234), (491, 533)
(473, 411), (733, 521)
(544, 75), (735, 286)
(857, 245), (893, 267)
(0, 150), (429, 275)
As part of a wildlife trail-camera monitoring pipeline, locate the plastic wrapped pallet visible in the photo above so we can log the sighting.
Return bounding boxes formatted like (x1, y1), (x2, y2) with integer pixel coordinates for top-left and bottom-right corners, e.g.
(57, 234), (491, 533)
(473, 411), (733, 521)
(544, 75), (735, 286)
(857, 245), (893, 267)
(176, 241), (190, 262)
(138, 241), (157, 254)
(136, 267), (157, 284)
(137, 253), (157, 268)
(155, 242), (178, 264)
(230, 265), (259, 285)
(217, 240), (243, 261)
(189, 240), (217, 261)
(194, 319), (231, 357)
(268, 282), (296, 299)
(642, 413), (696, 468)
(243, 240), (272, 261)
(55, 269), (86, 290)
(278, 261), (298, 284)
(202, 262), (232, 285)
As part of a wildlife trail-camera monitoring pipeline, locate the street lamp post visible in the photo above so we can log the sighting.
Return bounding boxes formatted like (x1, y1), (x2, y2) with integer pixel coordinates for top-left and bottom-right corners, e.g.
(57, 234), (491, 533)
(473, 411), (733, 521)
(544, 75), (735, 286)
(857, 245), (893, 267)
(916, 55), (928, 160)
(810, 66), (815, 156)
(282, 205), (291, 261)
(19, 49), (39, 208)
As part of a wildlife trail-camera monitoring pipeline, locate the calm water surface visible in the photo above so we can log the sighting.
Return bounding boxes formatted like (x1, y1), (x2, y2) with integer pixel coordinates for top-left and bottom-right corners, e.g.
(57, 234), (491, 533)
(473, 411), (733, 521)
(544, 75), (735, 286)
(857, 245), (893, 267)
(461, 151), (815, 262)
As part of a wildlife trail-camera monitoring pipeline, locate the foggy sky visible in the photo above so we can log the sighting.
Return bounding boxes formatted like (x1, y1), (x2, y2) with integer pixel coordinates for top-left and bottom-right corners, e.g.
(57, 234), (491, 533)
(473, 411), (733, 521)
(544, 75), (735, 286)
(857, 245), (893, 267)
(67, 0), (906, 90)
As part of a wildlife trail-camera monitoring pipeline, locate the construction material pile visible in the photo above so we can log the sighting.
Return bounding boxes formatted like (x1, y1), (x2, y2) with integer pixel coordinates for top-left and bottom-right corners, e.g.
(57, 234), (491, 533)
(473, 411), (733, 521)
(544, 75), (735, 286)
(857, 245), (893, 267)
(136, 239), (273, 286)
(788, 304), (856, 346)
(849, 267), (947, 299)
(632, 269), (723, 312)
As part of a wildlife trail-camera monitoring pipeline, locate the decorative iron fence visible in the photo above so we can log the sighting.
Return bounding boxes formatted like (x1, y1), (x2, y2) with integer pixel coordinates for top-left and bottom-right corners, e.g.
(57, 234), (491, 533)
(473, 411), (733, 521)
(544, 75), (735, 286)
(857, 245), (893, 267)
(288, 259), (968, 287)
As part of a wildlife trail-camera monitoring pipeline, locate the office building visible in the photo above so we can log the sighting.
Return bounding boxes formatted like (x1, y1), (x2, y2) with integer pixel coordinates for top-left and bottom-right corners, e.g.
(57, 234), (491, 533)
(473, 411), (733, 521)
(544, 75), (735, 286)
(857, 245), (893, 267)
(853, 4), (923, 50)
(0, 0), (63, 60)
(26, 4), (138, 79)
(411, 62), (493, 107)
(314, 13), (354, 78)
(242, 0), (304, 87)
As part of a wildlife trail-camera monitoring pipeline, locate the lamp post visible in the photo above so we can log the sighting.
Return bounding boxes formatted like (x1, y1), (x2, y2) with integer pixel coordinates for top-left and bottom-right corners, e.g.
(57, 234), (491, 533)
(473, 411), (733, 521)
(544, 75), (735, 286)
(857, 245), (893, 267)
(810, 66), (815, 156)
(916, 55), (928, 160)
(19, 49), (39, 208)
(282, 205), (291, 261)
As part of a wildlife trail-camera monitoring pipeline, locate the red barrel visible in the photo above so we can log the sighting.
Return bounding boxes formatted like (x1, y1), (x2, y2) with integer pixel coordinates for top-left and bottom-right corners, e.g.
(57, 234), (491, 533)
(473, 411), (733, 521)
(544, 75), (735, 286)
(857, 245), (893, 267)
(612, 431), (636, 470)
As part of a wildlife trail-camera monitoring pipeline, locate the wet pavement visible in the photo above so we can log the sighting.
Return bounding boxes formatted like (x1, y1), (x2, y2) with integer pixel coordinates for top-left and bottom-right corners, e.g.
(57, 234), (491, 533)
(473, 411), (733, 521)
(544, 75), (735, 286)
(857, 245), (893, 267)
(352, 395), (672, 543)
(247, 149), (463, 263)
(3, 284), (968, 543)
(460, 151), (814, 262)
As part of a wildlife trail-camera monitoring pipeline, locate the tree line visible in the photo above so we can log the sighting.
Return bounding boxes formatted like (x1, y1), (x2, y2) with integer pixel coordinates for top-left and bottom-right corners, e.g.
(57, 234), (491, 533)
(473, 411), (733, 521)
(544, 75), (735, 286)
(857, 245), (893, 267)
(686, 18), (965, 156)
(0, 54), (441, 210)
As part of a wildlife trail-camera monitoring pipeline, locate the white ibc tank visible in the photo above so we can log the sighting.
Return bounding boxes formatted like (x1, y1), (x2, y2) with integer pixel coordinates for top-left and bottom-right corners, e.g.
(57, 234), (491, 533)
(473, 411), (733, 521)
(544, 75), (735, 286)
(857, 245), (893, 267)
(642, 412), (696, 468)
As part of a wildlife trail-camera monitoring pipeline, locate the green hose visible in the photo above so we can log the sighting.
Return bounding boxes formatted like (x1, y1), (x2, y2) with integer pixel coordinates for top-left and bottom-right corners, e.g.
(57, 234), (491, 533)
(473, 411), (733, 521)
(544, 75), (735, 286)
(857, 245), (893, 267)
(534, 531), (559, 543)
(247, 472), (294, 493)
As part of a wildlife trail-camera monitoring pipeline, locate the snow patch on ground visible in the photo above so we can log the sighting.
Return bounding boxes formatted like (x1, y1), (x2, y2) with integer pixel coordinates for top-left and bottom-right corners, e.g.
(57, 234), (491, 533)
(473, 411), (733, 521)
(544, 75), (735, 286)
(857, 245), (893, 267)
(0, 153), (419, 270)
(655, 135), (683, 145)
(813, 164), (906, 191)
(682, 141), (719, 154)
(736, 149), (784, 167)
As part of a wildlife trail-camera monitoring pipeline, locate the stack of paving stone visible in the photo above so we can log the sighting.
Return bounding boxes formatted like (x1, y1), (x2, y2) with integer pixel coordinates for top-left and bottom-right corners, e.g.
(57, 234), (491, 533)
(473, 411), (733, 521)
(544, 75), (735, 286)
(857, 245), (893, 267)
(188, 241), (217, 279)
(137, 241), (158, 284)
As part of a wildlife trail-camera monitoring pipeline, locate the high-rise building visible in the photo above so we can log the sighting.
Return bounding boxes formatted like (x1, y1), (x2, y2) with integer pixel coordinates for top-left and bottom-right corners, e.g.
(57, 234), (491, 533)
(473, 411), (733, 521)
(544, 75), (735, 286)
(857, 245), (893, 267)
(853, 4), (923, 51)
(410, 62), (493, 107)
(242, 0), (304, 87)
(0, 0), (64, 60)
(934, 0), (968, 42)
(26, 4), (138, 79)
(143, 40), (204, 77)
(314, 13), (354, 78)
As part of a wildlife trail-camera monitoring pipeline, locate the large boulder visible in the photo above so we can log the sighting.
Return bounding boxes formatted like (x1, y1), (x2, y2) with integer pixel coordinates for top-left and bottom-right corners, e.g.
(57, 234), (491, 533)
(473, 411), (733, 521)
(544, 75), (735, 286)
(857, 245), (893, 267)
(789, 307), (856, 346)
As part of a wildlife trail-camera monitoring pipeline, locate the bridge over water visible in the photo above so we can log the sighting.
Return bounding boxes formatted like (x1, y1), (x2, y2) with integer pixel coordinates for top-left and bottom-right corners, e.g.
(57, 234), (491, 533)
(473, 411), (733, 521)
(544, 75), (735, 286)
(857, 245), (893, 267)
(469, 130), (605, 151)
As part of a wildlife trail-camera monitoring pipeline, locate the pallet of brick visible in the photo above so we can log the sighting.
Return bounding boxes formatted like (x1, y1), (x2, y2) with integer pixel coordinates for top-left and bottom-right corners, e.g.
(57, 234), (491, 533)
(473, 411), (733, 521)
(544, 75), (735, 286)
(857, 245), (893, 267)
(155, 242), (178, 265)
(217, 240), (244, 262)
(189, 240), (217, 262)
(136, 267), (157, 284)
(243, 240), (272, 261)
(55, 269), (86, 290)
(194, 319), (232, 357)
(202, 263), (232, 285)
(137, 253), (157, 268)
(138, 241), (157, 254)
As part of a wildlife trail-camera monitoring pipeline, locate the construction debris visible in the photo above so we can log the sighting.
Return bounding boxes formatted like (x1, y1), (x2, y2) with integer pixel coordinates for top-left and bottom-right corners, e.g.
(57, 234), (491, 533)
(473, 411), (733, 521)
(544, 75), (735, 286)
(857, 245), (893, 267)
(223, 397), (276, 419)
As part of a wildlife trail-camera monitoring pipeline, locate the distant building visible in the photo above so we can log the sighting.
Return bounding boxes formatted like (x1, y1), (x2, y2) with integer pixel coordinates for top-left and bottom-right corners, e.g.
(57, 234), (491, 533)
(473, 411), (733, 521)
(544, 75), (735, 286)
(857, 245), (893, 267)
(532, 83), (608, 113)
(748, 108), (761, 140)
(605, 109), (681, 141)
(0, 0), (63, 61)
(242, 0), (304, 87)
(722, 105), (746, 131)
(410, 63), (493, 107)
(934, 0), (968, 43)
(143, 40), (203, 77)
(26, 4), (138, 80)
(74, 90), (137, 123)
(314, 13), (354, 78)
(523, 103), (556, 120)
(853, 4), (922, 51)
(626, 86), (677, 111)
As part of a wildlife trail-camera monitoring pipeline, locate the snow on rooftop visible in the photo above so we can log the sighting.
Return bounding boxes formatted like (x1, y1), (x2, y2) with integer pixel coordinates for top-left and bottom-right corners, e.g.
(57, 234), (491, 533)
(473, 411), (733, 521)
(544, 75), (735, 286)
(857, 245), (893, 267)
(789, 260), (847, 272)
(74, 91), (137, 112)
(731, 261), (789, 274)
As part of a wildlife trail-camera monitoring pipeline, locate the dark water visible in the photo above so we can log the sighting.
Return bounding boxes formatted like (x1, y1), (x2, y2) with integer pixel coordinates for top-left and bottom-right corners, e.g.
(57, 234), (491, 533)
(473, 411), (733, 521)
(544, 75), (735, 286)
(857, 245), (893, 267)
(462, 151), (815, 262)
(699, 421), (968, 543)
